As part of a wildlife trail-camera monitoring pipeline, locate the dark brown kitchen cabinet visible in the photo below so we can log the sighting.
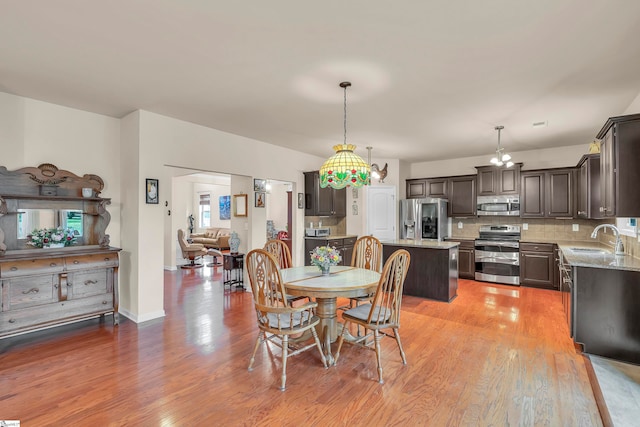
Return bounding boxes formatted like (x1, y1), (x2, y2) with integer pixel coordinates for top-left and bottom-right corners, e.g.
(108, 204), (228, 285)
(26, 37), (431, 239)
(406, 179), (427, 199)
(304, 236), (356, 266)
(304, 171), (346, 216)
(520, 168), (574, 218)
(595, 113), (640, 217)
(520, 242), (556, 289)
(576, 154), (601, 219)
(450, 239), (475, 279)
(448, 175), (476, 217)
(406, 178), (448, 199)
(476, 164), (521, 196)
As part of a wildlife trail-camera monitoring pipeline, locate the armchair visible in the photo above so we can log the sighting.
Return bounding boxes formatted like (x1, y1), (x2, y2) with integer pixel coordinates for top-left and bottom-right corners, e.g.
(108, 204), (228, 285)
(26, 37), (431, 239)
(177, 229), (208, 269)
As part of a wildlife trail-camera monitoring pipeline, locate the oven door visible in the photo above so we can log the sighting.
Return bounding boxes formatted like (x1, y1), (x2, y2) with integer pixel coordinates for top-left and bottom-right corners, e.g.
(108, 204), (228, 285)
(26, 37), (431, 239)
(474, 240), (520, 285)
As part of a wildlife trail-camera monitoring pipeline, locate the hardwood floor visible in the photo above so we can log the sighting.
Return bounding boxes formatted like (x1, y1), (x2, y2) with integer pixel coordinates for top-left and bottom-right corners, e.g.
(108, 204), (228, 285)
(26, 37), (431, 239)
(1, 268), (602, 426)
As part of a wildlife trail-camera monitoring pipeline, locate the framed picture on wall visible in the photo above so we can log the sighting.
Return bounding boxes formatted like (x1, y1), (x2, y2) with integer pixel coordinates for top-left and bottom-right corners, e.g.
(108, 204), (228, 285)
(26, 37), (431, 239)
(234, 194), (248, 217)
(145, 178), (159, 204)
(255, 192), (265, 208)
(219, 195), (231, 220)
(253, 179), (266, 192)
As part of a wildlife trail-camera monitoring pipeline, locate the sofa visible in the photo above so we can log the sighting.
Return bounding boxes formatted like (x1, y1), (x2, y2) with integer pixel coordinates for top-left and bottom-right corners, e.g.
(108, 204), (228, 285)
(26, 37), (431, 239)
(189, 227), (231, 250)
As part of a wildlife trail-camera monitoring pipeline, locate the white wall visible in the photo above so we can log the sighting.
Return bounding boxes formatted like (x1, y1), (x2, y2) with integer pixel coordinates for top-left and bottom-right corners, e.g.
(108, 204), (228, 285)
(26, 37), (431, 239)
(410, 144), (588, 178)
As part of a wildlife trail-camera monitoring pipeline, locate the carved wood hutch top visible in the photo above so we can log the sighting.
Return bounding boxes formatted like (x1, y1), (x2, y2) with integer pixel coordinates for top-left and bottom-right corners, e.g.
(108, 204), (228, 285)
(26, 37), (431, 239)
(0, 163), (115, 255)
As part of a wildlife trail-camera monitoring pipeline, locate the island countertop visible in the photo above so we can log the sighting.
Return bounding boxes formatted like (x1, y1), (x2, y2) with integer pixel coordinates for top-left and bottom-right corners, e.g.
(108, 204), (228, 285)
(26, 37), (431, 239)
(381, 239), (459, 249)
(557, 241), (640, 272)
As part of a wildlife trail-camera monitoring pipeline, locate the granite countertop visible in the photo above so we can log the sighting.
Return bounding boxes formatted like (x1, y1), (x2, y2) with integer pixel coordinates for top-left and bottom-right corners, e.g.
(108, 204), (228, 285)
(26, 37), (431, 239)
(381, 239), (459, 249)
(557, 240), (640, 272)
(305, 234), (358, 240)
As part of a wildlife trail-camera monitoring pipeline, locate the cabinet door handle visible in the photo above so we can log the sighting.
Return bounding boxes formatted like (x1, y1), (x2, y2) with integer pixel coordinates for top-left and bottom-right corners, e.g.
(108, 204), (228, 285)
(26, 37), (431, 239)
(104, 257), (110, 261)
(73, 260), (80, 264)
(22, 287), (40, 294)
(102, 301), (108, 305)
(8, 318), (16, 323)
(84, 280), (98, 286)
(10, 266), (17, 271)
(50, 263), (57, 267)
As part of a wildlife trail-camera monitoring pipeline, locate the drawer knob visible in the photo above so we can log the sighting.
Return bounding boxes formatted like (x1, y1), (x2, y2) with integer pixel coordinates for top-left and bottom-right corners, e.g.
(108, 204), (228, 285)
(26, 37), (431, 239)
(10, 266), (17, 271)
(22, 287), (40, 294)
(104, 257), (110, 261)
(50, 263), (57, 267)
(102, 301), (108, 305)
(73, 260), (80, 264)
(8, 319), (16, 323)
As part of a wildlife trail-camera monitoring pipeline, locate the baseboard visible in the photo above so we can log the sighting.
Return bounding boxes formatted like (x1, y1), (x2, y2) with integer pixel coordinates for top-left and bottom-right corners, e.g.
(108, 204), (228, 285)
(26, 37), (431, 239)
(118, 308), (166, 324)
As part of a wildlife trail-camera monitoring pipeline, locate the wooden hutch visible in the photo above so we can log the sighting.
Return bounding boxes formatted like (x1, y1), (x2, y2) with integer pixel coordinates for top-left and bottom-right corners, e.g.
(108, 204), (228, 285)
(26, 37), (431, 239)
(0, 163), (120, 340)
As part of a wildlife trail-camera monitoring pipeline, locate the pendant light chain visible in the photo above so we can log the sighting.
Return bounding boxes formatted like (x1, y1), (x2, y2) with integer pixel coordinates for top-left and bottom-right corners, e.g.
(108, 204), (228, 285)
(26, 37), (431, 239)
(343, 84), (347, 145)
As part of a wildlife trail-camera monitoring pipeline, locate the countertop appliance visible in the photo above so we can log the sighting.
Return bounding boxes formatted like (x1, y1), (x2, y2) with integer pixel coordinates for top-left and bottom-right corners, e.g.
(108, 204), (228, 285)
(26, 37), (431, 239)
(305, 227), (330, 237)
(399, 198), (449, 241)
(477, 195), (520, 216)
(475, 224), (521, 285)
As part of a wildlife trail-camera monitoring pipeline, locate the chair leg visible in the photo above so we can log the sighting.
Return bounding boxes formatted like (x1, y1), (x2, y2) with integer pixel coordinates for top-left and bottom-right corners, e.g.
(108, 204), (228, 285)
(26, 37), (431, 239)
(310, 327), (328, 368)
(394, 328), (407, 364)
(280, 335), (288, 391)
(334, 321), (349, 364)
(248, 331), (264, 371)
(374, 329), (384, 384)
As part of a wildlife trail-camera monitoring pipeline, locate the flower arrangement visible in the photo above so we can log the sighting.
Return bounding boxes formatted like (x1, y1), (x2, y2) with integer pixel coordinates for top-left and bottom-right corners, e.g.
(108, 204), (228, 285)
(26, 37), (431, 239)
(309, 245), (342, 273)
(27, 227), (78, 248)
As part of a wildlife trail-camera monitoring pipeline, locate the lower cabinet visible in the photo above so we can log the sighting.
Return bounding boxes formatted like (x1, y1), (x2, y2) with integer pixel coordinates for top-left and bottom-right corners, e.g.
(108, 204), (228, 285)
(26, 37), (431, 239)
(519, 242), (557, 289)
(450, 239), (475, 279)
(0, 248), (120, 338)
(304, 236), (357, 266)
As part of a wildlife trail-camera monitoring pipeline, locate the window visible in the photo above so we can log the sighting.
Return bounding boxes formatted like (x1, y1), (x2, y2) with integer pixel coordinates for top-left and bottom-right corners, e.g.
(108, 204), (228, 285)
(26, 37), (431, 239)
(199, 193), (211, 227)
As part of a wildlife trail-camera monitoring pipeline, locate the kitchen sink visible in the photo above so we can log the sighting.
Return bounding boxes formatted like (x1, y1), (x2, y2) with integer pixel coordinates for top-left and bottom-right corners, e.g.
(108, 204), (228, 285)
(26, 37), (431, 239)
(567, 247), (610, 254)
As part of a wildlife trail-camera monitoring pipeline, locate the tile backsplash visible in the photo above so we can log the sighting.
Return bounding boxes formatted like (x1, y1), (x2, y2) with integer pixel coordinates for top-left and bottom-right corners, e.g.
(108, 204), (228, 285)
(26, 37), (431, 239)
(450, 217), (640, 259)
(304, 216), (346, 236)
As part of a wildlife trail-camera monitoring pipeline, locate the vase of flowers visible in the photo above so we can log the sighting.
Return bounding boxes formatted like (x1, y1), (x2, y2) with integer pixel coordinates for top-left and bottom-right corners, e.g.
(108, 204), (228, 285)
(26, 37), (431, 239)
(309, 245), (342, 275)
(27, 227), (78, 248)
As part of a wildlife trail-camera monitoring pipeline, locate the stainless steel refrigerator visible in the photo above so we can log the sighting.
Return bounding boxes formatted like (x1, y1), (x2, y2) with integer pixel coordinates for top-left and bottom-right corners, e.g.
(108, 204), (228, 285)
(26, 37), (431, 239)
(399, 198), (449, 241)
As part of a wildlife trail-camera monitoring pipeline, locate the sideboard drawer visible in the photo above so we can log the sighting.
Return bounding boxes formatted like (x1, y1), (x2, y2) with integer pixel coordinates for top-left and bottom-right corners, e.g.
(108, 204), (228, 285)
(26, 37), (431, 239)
(69, 270), (109, 298)
(6, 275), (58, 310)
(0, 258), (65, 278)
(65, 253), (118, 271)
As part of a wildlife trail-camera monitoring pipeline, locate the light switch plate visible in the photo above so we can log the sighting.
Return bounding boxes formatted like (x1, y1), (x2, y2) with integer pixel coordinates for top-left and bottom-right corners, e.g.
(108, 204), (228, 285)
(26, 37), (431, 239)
(522, 223), (528, 230)
(572, 224), (579, 231)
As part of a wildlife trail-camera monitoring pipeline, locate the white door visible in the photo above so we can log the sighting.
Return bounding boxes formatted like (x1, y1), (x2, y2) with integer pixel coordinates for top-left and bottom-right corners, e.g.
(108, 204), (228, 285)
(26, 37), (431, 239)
(366, 186), (396, 240)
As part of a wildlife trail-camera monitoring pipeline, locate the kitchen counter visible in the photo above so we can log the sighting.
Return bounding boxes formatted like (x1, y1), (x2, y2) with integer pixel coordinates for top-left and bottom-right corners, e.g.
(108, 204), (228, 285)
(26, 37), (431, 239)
(305, 234), (357, 240)
(381, 239), (459, 249)
(382, 240), (458, 302)
(556, 240), (640, 272)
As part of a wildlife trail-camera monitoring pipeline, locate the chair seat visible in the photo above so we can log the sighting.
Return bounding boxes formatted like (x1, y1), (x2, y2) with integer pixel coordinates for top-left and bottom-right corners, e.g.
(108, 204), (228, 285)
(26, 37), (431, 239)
(342, 303), (392, 324)
(263, 311), (317, 330)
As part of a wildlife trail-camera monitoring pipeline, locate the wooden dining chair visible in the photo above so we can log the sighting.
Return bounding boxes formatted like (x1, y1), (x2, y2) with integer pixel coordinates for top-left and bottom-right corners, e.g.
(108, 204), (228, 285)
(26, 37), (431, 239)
(334, 249), (410, 384)
(246, 249), (327, 390)
(338, 235), (383, 312)
(263, 239), (309, 304)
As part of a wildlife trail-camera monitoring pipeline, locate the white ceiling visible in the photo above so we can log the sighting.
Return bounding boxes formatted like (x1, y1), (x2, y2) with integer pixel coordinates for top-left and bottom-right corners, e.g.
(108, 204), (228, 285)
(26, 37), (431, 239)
(2, 1), (640, 163)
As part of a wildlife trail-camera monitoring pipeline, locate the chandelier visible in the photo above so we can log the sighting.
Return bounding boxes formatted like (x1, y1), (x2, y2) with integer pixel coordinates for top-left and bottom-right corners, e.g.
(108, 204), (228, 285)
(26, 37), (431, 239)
(319, 82), (370, 189)
(490, 125), (513, 167)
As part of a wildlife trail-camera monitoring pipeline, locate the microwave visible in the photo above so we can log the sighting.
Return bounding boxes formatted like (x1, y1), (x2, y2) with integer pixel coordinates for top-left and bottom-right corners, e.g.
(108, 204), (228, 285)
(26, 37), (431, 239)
(477, 195), (520, 216)
(305, 228), (330, 237)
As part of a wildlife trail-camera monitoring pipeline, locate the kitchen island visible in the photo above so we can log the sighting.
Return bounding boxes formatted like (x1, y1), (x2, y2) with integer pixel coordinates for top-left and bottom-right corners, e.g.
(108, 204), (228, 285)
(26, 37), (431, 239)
(381, 239), (459, 302)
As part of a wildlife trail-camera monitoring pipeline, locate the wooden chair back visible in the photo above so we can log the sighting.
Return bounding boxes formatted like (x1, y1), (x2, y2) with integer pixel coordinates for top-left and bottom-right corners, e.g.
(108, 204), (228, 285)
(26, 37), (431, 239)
(263, 239), (293, 269)
(351, 235), (383, 272)
(366, 249), (410, 327)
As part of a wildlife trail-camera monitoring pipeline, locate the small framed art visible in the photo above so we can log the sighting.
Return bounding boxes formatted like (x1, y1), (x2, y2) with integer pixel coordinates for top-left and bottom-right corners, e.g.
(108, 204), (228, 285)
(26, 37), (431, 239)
(297, 192), (304, 209)
(253, 179), (266, 192)
(255, 192), (265, 208)
(146, 178), (159, 204)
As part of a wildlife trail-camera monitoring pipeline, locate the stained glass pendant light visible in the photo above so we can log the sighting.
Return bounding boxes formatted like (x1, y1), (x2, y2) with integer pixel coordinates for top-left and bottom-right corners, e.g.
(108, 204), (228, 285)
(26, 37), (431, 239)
(319, 82), (371, 189)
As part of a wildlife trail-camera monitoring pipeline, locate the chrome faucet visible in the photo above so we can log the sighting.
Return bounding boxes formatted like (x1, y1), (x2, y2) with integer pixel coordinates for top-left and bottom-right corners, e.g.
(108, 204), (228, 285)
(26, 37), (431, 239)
(590, 224), (625, 255)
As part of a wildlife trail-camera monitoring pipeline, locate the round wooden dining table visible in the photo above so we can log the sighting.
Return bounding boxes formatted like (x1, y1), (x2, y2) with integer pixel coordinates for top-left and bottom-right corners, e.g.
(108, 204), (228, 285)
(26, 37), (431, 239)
(280, 265), (380, 364)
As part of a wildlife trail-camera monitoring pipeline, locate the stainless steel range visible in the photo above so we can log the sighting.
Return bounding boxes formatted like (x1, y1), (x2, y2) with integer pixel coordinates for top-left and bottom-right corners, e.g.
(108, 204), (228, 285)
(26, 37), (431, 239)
(475, 225), (521, 286)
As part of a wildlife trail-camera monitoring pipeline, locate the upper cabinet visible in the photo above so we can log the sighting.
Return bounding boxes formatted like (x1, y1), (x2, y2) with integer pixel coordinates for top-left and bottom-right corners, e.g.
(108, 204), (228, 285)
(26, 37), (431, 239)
(406, 178), (448, 199)
(596, 113), (640, 217)
(448, 175), (477, 217)
(576, 154), (601, 219)
(476, 164), (521, 196)
(304, 171), (346, 217)
(520, 168), (575, 218)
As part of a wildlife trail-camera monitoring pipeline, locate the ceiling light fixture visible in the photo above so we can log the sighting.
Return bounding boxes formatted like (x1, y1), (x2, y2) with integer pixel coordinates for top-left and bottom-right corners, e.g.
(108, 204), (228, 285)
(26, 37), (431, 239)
(490, 125), (513, 168)
(319, 82), (370, 189)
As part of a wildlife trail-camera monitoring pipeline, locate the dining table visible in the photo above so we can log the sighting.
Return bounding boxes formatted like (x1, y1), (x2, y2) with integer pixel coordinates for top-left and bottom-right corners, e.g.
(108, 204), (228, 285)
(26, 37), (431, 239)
(281, 265), (381, 365)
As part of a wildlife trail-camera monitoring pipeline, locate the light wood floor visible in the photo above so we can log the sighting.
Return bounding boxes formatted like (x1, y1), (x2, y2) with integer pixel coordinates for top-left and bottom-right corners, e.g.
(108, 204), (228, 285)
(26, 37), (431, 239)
(1, 267), (603, 426)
